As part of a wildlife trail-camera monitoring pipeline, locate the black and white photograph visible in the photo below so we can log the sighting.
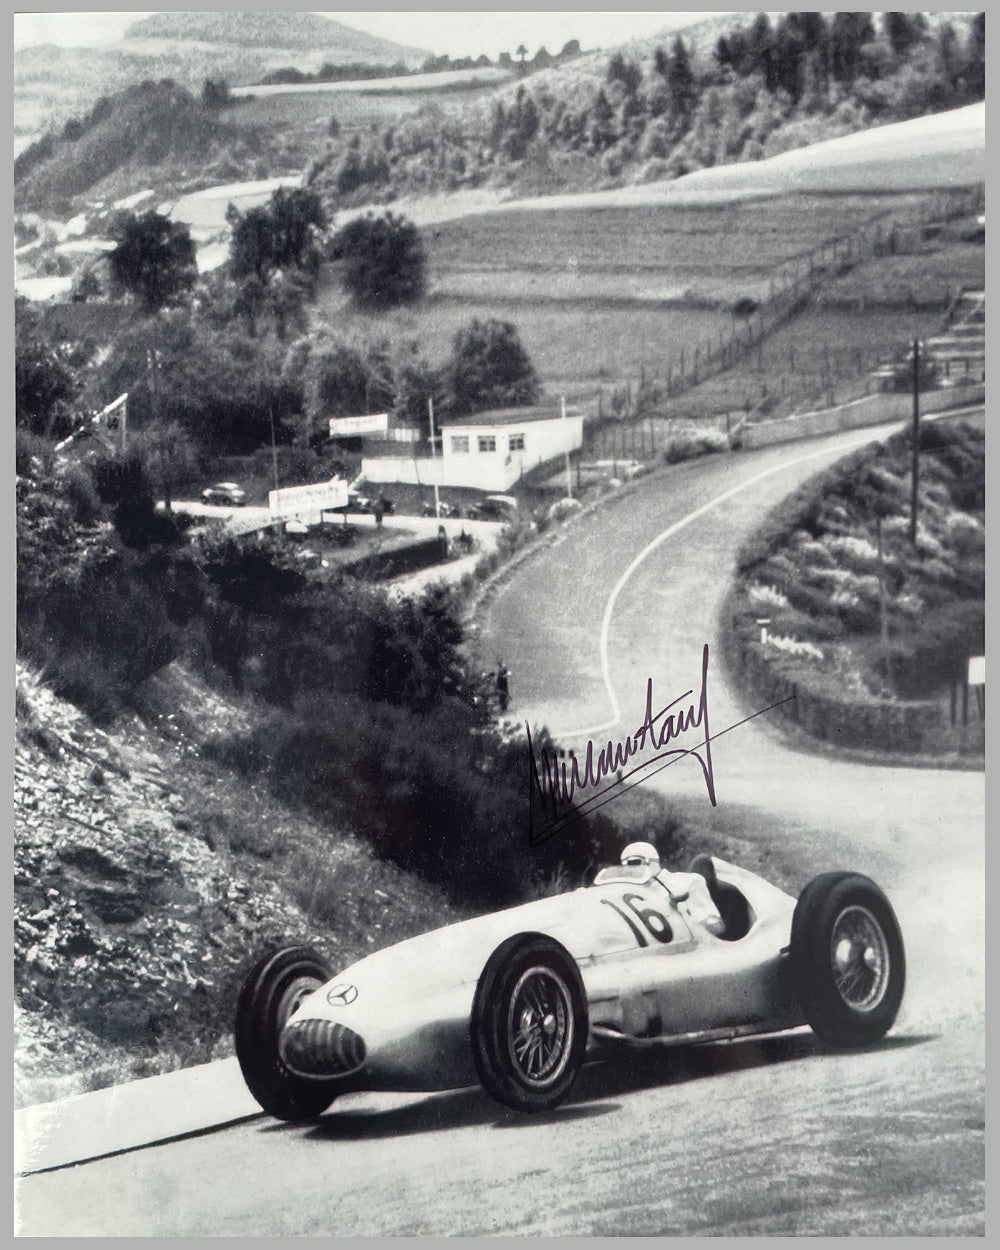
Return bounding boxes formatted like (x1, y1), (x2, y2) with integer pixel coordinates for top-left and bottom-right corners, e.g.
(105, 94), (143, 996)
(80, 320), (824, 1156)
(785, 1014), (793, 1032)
(13, 7), (985, 1236)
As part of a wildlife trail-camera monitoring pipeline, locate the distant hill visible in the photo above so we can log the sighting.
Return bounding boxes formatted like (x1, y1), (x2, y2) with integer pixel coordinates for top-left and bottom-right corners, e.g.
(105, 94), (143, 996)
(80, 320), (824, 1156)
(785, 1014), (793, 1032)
(125, 11), (428, 62)
(14, 11), (430, 157)
(14, 79), (285, 212)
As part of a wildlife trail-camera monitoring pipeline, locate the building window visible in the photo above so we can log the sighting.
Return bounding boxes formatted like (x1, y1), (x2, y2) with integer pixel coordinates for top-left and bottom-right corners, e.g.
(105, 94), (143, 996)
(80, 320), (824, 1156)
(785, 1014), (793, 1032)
(508, 433), (525, 451)
(451, 435), (469, 453)
(478, 435), (497, 453)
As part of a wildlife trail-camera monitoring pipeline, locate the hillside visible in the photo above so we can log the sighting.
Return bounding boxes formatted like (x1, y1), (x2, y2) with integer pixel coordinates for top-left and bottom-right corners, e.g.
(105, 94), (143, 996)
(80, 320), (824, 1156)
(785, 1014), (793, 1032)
(14, 80), (294, 212)
(305, 11), (985, 210)
(14, 661), (460, 1107)
(17, 12), (985, 219)
(14, 11), (428, 157)
(125, 11), (428, 61)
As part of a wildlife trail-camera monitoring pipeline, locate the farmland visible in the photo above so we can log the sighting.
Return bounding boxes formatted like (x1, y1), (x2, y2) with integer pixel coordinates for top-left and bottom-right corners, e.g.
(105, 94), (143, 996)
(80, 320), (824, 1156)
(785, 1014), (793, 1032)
(317, 188), (978, 404)
(220, 75), (504, 153)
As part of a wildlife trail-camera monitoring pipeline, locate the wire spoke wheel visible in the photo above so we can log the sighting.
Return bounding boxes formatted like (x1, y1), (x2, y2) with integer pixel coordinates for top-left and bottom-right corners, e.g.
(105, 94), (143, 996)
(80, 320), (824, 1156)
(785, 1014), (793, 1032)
(830, 906), (890, 1011)
(472, 935), (588, 1113)
(507, 967), (573, 1086)
(791, 873), (905, 1049)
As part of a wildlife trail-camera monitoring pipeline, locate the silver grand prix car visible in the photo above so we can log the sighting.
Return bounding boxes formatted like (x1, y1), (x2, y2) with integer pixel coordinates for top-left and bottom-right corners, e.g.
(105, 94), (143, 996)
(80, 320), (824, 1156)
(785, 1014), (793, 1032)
(235, 844), (905, 1120)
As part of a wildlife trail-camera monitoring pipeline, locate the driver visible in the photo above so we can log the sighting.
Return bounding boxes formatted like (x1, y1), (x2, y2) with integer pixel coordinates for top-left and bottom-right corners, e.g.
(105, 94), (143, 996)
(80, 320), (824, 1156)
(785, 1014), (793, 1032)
(620, 842), (725, 937)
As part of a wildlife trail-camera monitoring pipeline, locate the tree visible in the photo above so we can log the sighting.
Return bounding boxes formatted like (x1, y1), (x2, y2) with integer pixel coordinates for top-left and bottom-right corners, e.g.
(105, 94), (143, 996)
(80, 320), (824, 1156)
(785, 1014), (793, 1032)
(964, 13), (985, 101)
(830, 12), (875, 84)
(445, 318), (540, 416)
(230, 206), (272, 282)
(15, 300), (79, 437)
(607, 53), (642, 96)
(883, 12), (926, 58)
(266, 187), (326, 272)
(229, 187), (326, 284)
(71, 268), (102, 303)
(668, 35), (697, 118)
(503, 86), (540, 160)
(201, 77), (231, 107)
(109, 211), (197, 312)
(331, 211), (427, 311)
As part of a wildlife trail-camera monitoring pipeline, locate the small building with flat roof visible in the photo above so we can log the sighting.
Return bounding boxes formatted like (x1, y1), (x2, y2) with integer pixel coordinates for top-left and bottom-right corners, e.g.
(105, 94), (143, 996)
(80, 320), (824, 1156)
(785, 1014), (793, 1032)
(361, 403), (584, 492)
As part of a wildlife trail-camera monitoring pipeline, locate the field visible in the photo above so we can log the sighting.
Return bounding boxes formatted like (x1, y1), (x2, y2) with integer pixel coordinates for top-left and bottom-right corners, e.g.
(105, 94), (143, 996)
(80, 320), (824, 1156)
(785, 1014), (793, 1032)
(221, 78), (501, 151)
(672, 307), (943, 421)
(317, 189), (971, 403)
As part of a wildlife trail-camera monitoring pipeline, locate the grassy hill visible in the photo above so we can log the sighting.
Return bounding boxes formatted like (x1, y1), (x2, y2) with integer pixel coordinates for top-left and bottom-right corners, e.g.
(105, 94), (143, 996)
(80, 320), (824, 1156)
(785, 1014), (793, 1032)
(14, 80), (293, 213)
(125, 11), (428, 61)
(14, 12), (428, 158)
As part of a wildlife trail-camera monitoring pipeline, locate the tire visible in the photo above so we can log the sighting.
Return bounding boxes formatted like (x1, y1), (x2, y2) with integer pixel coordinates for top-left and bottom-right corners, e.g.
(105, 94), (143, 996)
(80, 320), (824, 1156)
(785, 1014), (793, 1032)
(790, 872), (905, 1049)
(471, 934), (588, 1113)
(234, 946), (340, 1121)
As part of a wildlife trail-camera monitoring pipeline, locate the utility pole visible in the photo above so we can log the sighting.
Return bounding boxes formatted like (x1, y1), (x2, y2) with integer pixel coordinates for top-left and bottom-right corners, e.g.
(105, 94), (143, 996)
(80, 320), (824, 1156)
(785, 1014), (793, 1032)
(146, 348), (157, 451)
(428, 396), (440, 519)
(909, 338), (920, 544)
(561, 395), (572, 500)
(268, 394), (280, 492)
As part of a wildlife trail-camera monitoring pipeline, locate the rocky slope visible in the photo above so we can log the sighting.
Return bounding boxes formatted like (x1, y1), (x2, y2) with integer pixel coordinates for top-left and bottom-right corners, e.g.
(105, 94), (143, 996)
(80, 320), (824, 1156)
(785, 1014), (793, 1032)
(14, 664), (457, 1108)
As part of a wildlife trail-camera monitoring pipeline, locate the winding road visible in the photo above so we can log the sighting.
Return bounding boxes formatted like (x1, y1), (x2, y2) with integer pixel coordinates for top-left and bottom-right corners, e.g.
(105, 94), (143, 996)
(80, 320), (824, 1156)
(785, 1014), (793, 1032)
(15, 418), (984, 1236)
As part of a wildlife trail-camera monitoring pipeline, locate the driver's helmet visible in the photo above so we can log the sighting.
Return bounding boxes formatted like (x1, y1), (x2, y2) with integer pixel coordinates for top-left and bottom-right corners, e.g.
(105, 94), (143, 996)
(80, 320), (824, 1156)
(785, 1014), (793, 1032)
(620, 842), (661, 872)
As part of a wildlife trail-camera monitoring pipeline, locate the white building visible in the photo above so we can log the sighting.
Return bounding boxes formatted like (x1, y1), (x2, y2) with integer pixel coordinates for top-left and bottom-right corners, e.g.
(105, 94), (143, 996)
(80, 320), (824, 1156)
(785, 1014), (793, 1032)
(361, 404), (584, 492)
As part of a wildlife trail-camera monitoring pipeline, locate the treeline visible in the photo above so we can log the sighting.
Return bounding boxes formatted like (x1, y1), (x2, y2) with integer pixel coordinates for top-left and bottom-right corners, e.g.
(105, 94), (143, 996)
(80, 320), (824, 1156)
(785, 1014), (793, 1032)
(308, 11), (985, 204)
(259, 38), (582, 85)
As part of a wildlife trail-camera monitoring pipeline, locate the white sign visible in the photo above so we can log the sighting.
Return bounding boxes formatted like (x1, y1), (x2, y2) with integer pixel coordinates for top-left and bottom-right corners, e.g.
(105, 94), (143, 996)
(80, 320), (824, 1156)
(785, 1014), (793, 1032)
(328, 413), (388, 438)
(268, 477), (348, 517)
(968, 656), (985, 686)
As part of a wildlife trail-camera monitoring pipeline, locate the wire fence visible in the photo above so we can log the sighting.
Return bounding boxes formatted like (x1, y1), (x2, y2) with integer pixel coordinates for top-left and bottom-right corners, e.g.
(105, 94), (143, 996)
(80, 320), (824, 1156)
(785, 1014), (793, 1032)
(586, 182), (985, 449)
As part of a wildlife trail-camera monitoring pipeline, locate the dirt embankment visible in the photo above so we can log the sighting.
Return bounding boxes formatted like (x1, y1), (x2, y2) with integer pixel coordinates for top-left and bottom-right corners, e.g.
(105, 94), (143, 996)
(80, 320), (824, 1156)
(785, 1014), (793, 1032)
(13, 664), (457, 1108)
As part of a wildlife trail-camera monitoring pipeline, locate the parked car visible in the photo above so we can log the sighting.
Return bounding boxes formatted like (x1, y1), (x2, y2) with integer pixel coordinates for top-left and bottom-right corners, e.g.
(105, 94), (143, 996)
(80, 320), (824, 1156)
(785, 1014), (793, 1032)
(346, 491), (372, 513)
(201, 482), (246, 507)
(466, 494), (518, 522)
(234, 847), (905, 1120)
(422, 500), (461, 519)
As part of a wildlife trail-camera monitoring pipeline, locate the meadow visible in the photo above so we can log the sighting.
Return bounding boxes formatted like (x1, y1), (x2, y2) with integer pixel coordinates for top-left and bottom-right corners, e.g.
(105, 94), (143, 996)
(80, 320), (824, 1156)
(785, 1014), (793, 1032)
(222, 79), (501, 150)
(316, 189), (964, 404)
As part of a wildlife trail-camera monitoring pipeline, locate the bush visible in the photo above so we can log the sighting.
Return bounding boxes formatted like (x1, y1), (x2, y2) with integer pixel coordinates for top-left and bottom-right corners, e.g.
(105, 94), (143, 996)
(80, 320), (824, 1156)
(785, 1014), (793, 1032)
(878, 601), (984, 698)
(663, 430), (728, 464)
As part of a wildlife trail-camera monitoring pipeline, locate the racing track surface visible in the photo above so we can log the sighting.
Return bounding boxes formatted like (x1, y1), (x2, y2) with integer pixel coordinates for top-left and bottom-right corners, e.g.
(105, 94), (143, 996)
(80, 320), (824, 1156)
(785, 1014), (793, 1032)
(15, 419), (984, 1236)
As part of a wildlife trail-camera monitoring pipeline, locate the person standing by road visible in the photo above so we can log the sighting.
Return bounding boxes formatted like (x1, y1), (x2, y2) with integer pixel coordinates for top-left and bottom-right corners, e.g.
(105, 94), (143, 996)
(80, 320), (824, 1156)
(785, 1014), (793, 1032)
(496, 662), (510, 713)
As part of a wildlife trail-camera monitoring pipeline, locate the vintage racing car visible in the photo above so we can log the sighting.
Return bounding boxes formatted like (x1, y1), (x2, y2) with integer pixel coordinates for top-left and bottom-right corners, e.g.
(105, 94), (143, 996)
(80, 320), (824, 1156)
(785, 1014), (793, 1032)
(235, 844), (905, 1120)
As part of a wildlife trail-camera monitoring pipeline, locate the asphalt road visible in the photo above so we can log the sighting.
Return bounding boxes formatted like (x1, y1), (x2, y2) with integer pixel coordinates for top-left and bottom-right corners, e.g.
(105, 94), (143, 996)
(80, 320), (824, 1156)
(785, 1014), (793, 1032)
(15, 418), (984, 1236)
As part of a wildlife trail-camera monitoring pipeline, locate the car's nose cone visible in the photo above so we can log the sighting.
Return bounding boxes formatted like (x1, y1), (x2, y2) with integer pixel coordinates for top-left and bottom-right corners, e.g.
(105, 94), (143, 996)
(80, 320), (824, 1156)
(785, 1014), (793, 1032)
(279, 1018), (367, 1077)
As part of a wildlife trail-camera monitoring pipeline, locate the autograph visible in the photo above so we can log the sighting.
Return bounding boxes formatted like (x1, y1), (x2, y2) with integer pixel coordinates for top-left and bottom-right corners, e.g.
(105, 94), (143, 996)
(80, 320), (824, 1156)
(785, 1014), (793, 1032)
(527, 643), (793, 845)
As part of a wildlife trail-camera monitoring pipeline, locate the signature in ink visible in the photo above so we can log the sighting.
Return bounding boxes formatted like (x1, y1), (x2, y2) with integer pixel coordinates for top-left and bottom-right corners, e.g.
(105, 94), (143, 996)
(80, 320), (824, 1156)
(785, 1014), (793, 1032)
(526, 643), (792, 845)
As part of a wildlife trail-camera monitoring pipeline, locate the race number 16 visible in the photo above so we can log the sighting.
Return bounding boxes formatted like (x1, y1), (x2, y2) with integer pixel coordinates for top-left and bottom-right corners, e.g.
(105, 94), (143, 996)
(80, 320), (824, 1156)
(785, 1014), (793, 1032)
(601, 894), (673, 947)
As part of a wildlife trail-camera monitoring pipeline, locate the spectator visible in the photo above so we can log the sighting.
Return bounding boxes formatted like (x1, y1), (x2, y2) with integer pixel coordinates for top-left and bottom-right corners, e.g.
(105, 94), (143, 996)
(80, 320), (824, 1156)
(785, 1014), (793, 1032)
(496, 661), (510, 713)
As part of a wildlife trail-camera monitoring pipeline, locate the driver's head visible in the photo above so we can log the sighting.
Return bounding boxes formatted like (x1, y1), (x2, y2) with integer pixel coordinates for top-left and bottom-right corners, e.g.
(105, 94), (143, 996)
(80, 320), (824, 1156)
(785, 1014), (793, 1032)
(620, 841), (660, 872)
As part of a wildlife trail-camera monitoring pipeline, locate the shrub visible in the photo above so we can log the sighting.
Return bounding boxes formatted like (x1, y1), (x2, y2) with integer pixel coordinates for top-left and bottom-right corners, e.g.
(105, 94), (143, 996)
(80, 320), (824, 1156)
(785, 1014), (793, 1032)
(663, 430), (728, 464)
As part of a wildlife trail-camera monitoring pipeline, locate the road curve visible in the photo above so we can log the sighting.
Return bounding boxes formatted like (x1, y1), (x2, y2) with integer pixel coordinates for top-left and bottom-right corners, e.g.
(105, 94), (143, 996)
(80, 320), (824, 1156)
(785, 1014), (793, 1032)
(15, 420), (984, 1236)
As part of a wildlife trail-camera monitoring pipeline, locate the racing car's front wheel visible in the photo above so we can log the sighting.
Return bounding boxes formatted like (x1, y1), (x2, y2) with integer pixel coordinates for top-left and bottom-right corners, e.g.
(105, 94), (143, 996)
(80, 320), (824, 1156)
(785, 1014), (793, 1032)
(235, 946), (340, 1121)
(790, 872), (905, 1049)
(471, 934), (588, 1114)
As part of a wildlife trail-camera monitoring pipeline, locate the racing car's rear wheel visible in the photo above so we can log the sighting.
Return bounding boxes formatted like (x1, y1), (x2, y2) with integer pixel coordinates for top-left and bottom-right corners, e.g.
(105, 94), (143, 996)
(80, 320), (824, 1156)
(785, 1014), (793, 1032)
(235, 946), (340, 1121)
(471, 934), (588, 1114)
(790, 872), (905, 1049)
